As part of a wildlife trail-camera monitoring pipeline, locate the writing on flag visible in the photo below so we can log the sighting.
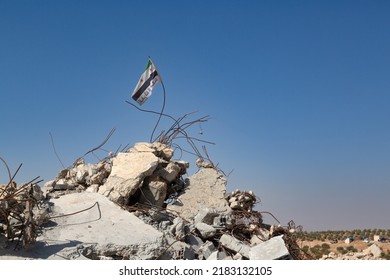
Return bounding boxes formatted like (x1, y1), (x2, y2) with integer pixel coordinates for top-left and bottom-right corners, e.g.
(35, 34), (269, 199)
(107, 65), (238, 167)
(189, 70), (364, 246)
(131, 59), (161, 105)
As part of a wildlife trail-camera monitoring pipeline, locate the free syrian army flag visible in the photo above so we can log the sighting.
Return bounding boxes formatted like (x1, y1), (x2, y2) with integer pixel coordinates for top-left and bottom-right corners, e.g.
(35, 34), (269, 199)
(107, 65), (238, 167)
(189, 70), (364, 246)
(131, 59), (161, 105)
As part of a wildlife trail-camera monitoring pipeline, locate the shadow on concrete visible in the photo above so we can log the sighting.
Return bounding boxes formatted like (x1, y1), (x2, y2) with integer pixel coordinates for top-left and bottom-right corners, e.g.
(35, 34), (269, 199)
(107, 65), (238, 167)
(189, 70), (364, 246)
(0, 239), (83, 260)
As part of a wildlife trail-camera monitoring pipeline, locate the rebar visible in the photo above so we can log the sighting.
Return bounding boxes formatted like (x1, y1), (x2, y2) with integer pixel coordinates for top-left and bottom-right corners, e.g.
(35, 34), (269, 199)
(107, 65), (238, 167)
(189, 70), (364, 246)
(0, 157), (44, 248)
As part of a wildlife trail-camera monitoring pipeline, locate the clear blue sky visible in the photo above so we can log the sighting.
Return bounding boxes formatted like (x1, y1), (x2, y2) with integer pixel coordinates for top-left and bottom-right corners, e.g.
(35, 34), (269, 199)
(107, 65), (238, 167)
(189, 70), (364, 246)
(1, 0), (389, 231)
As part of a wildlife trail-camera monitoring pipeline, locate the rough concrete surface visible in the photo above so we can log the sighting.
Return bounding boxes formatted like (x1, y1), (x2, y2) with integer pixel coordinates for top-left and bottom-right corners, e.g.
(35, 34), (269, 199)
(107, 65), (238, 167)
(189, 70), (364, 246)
(0, 192), (164, 260)
(167, 168), (231, 221)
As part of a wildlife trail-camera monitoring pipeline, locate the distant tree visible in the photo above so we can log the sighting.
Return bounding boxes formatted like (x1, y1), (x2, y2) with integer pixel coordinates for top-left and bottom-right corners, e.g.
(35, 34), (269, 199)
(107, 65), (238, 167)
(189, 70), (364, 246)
(336, 246), (347, 254)
(309, 245), (324, 259)
(346, 245), (357, 253)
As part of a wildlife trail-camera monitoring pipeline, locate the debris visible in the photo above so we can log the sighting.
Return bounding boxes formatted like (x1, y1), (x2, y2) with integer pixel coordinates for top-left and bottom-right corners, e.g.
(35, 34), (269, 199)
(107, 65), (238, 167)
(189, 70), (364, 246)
(1, 142), (303, 260)
(195, 158), (214, 169)
(194, 208), (219, 225)
(198, 240), (217, 259)
(194, 222), (216, 239)
(226, 189), (257, 211)
(170, 217), (188, 240)
(185, 234), (204, 251)
(249, 235), (291, 260)
(219, 234), (251, 259)
(250, 228), (270, 245)
(0, 158), (44, 248)
(139, 175), (167, 207)
(39, 192), (166, 260)
(166, 168), (231, 221)
(98, 151), (159, 204)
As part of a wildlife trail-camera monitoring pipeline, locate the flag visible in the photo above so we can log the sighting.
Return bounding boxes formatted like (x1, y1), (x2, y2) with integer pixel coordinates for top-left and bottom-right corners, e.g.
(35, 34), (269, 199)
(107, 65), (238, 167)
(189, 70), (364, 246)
(131, 59), (161, 105)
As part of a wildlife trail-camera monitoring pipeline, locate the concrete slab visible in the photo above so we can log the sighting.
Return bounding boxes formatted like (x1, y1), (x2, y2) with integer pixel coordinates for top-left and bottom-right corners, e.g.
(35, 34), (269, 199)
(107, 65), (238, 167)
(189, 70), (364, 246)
(249, 235), (290, 260)
(0, 192), (164, 260)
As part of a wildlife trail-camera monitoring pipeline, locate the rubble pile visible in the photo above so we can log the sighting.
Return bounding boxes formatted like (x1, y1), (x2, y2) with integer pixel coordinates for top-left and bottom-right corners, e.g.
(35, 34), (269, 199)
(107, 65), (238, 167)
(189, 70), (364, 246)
(43, 142), (188, 208)
(1, 142), (304, 260)
(226, 189), (257, 211)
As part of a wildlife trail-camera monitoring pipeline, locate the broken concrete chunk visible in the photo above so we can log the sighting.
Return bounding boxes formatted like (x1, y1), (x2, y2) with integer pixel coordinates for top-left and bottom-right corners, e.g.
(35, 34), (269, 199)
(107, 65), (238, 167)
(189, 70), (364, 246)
(132, 142), (156, 153)
(233, 253), (244, 260)
(194, 208), (219, 225)
(42, 180), (56, 194)
(167, 241), (195, 260)
(159, 220), (171, 231)
(159, 147), (174, 161)
(250, 228), (270, 245)
(195, 222), (216, 239)
(185, 234), (204, 251)
(198, 240), (217, 259)
(139, 177), (167, 207)
(155, 162), (181, 183)
(249, 235), (290, 260)
(88, 171), (108, 185)
(132, 142), (174, 161)
(75, 168), (88, 184)
(82, 239), (167, 260)
(230, 201), (240, 209)
(56, 169), (69, 180)
(206, 250), (219, 260)
(174, 160), (190, 175)
(167, 168), (231, 221)
(206, 250), (230, 260)
(96, 160), (110, 172)
(53, 178), (75, 191)
(233, 211), (262, 226)
(195, 158), (214, 168)
(98, 151), (159, 204)
(40, 192), (165, 260)
(100, 161), (112, 174)
(219, 234), (250, 258)
(85, 184), (99, 193)
(213, 214), (233, 228)
(170, 217), (187, 240)
(226, 190), (257, 212)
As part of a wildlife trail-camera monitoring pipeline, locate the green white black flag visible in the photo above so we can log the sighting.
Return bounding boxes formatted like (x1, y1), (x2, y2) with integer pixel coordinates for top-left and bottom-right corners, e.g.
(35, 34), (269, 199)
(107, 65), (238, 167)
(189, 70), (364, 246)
(131, 59), (161, 105)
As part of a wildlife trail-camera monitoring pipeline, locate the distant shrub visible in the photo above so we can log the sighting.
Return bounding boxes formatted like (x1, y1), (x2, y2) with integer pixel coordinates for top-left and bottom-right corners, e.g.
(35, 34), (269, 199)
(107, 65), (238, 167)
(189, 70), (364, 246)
(346, 245), (357, 252)
(337, 246), (347, 254)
